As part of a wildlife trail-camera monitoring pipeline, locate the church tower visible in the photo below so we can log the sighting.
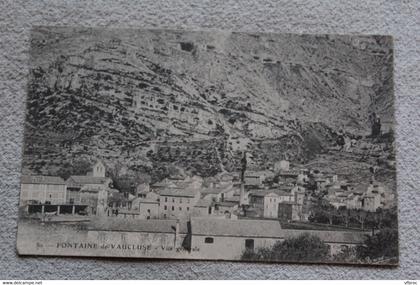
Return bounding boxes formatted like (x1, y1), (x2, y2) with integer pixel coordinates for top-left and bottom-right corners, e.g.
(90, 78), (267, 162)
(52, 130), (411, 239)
(92, 161), (106, 177)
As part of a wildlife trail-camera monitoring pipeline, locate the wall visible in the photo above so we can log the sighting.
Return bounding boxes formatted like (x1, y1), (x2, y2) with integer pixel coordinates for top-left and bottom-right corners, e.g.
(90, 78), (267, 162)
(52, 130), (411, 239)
(0, 0), (419, 279)
(191, 234), (283, 260)
(20, 183), (67, 205)
(191, 234), (362, 260)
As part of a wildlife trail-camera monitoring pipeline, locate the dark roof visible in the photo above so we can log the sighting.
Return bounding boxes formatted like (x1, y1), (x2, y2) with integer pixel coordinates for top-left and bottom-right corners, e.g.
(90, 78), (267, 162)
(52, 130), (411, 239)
(249, 189), (294, 197)
(89, 217), (189, 234)
(80, 187), (103, 193)
(194, 199), (213, 208)
(215, 201), (238, 208)
(202, 185), (233, 195)
(158, 187), (198, 198)
(278, 171), (299, 176)
(67, 176), (110, 185)
(21, 175), (66, 185)
(139, 198), (159, 204)
(151, 181), (172, 188)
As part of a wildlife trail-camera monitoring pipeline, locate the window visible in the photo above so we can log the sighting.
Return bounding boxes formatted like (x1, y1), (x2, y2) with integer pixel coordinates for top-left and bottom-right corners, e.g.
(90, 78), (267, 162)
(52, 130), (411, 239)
(165, 197), (168, 203)
(172, 198), (175, 203)
(163, 214), (167, 218)
(187, 207), (189, 211)
(245, 239), (254, 251)
(179, 207), (182, 211)
(164, 205), (167, 210)
(187, 199), (190, 204)
(180, 198), (182, 203)
(147, 209), (151, 213)
(204, 237), (214, 244)
(172, 206), (174, 211)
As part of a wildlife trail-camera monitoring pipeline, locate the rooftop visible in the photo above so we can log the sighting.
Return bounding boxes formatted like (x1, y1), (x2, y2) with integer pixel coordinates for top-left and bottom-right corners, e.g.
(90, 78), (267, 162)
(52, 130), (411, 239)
(202, 184), (233, 195)
(194, 199), (213, 208)
(21, 175), (66, 185)
(134, 197), (159, 204)
(249, 189), (294, 197)
(190, 218), (369, 244)
(89, 217), (189, 234)
(215, 201), (238, 208)
(245, 170), (274, 177)
(67, 176), (110, 185)
(157, 187), (198, 198)
(278, 170), (299, 176)
(191, 218), (283, 238)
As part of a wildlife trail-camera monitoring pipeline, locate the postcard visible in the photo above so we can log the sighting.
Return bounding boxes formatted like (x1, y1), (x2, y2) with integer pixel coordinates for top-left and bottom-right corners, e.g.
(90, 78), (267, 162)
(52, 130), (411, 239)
(17, 27), (397, 265)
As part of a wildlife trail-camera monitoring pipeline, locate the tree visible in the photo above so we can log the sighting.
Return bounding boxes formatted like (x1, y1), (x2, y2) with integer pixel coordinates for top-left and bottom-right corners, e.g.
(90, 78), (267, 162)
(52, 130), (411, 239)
(55, 159), (92, 180)
(356, 210), (368, 230)
(356, 228), (398, 262)
(241, 233), (330, 263)
(107, 162), (153, 194)
(338, 206), (350, 228)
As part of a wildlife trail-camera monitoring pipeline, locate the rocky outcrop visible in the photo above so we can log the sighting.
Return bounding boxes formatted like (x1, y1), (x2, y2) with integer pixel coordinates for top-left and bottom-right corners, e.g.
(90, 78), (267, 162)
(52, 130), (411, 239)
(23, 28), (394, 180)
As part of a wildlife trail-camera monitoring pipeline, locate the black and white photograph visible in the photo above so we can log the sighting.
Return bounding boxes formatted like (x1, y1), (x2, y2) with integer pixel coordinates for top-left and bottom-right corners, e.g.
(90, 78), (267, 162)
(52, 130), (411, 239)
(17, 26), (398, 265)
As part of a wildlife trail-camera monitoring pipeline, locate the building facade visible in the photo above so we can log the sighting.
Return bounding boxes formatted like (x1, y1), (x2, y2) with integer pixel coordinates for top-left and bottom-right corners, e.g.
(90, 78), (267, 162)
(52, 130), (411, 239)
(20, 175), (67, 206)
(158, 189), (200, 219)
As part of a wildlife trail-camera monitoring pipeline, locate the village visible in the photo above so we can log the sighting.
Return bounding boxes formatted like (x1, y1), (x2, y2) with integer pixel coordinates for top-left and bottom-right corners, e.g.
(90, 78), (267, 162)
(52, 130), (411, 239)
(19, 151), (396, 260)
(20, 159), (394, 222)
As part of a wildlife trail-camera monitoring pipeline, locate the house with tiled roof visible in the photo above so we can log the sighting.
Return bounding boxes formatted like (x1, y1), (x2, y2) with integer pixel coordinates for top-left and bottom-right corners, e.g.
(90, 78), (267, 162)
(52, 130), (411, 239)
(156, 178), (201, 220)
(65, 160), (114, 215)
(213, 201), (239, 218)
(125, 192), (160, 220)
(192, 199), (214, 217)
(244, 170), (274, 186)
(247, 186), (305, 220)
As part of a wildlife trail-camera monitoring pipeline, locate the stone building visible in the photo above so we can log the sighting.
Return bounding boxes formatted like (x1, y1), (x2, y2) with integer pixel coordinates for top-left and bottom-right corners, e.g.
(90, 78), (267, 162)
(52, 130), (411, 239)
(66, 160), (112, 205)
(20, 175), (67, 206)
(189, 218), (370, 260)
(158, 187), (200, 219)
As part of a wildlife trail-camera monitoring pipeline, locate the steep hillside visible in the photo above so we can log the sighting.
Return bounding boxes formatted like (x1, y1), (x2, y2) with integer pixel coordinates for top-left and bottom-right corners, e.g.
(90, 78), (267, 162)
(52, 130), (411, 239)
(22, 28), (394, 179)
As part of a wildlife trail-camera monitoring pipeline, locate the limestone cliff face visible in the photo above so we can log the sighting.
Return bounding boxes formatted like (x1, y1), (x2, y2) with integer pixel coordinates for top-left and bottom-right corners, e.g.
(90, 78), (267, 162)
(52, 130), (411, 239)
(23, 28), (394, 178)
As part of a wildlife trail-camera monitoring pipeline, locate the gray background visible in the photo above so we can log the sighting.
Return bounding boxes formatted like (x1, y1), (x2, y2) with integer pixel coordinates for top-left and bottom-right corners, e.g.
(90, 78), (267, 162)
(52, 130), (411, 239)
(0, 0), (419, 279)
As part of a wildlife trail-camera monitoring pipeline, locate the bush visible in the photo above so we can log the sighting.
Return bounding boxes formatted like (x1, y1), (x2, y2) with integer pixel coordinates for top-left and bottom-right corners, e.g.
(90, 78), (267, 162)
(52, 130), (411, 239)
(241, 233), (330, 262)
(356, 228), (398, 261)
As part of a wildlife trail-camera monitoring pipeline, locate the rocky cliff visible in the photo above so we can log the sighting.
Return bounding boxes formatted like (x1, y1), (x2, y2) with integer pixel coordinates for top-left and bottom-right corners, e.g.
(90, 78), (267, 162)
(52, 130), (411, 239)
(22, 27), (394, 179)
